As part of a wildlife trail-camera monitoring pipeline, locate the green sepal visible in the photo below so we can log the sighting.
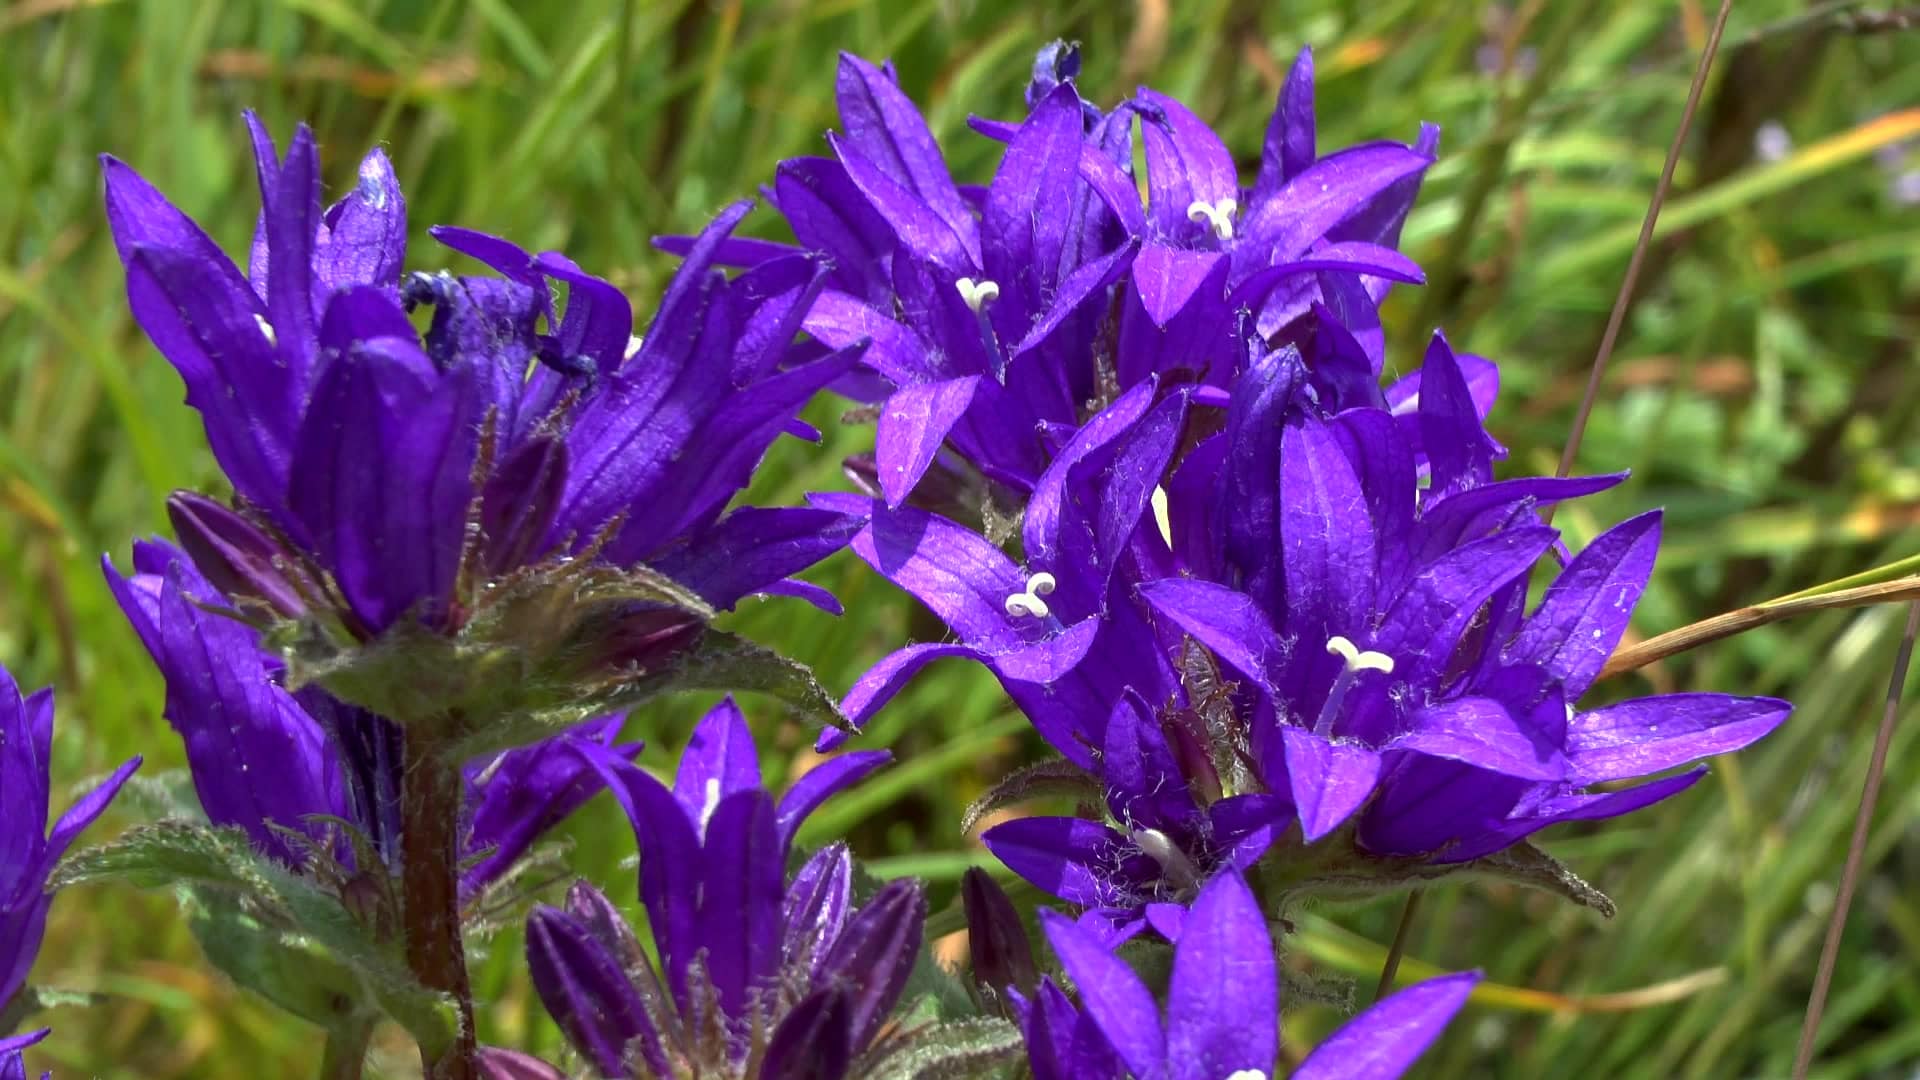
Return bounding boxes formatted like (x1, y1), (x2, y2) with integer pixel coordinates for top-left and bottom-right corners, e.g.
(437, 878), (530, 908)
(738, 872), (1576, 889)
(860, 1017), (1025, 1080)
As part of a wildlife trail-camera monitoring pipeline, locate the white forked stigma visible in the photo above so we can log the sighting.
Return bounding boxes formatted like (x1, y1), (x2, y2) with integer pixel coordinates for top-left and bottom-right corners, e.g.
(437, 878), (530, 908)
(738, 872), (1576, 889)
(1326, 634), (1396, 675)
(1151, 485), (1173, 548)
(624, 334), (645, 361)
(1003, 571), (1057, 619)
(1224, 1072), (1268, 1080)
(1185, 197), (1238, 241)
(254, 313), (277, 348)
(956, 276), (1001, 313)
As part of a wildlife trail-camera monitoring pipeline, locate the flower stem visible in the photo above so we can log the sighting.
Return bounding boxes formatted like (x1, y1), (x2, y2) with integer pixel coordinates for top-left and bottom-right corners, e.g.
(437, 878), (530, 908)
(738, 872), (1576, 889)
(319, 1016), (376, 1080)
(401, 727), (478, 1080)
(1375, 890), (1424, 1001)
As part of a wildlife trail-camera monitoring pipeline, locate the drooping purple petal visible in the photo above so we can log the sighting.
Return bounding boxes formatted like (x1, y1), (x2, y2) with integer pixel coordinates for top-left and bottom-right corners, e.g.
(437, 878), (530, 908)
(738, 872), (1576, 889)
(1565, 695), (1791, 785)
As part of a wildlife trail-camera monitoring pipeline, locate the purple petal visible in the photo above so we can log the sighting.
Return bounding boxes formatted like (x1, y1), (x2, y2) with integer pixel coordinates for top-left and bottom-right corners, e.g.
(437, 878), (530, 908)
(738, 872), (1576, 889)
(462, 719), (637, 897)
(318, 148), (407, 292)
(1566, 695), (1790, 785)
(253, 120), (322, 374)
(1415, 332), (1503, 498)
(1390, 697), (1565, 781)
(1253, 46), (1316, 199)
(1505, 510), (1661, 699)
(1038, 909), (1165, 1077)
(1242, 142), (1433, 262)
(1132, 247), (1227, 327)
(834, 54), (979, 264)
(1438, 768), (1708, 864)
(1281, 412), (1378, 635)
(1294, 971), (1479, 1080)
(1281, 727), (1384, 841)
(697, 790), (785, 1020)
(876, 376), (982, 507)
(1165, 871), (1275, 1078)
(650, 507), (860, 612)
(776, 751), (889, 845)
(1021, 978), (1127, 1080)
(1138, 579), (1285, 696)
(982, 818), (1141, 909)
(1373, 526), (1559, 685)
(836, 642), (978, 735)
(673, 697), (764, 826)
(476, 1048), (566, 1080)
(984, 84), (1083, 309)
(829, 133), (974, 274)
(783, 844), (854, 973)
(1136, 88), (1237, 242)
(761, 987), (853, 1080)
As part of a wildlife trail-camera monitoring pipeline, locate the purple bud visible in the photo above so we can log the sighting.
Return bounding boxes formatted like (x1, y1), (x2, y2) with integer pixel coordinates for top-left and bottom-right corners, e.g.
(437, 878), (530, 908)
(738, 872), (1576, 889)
(475, 1047), (565, 1080)
(761, 986), (853, 1080)
(481, 436), (567, 575)
(166, 491), (307, 617)
(961, 868), (1038, 1007)
(565, 879), (647, 972)
(525, 904), (666, 1077)
(815, 878), (927, 1051)
(782, 843), (854, 974)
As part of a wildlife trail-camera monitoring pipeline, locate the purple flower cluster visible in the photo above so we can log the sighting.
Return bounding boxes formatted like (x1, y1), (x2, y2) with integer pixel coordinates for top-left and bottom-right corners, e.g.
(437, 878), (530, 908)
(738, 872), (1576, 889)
(520, 700), (902, 1078)
(29, 35), (1798, 1080)
(0, 664), (138, 1074)
(777, 45), (1791, 937)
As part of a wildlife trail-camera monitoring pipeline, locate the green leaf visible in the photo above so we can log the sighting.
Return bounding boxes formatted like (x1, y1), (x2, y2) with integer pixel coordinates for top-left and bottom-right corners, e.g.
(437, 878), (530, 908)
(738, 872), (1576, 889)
(53, 821), (460, 1054)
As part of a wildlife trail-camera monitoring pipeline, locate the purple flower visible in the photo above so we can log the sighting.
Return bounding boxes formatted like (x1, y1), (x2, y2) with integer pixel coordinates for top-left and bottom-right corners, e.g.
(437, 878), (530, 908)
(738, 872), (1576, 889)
(525, 699), (897, 1077)
(1, 1029), (49, 1080)
(1139, 342), (1791, 858)
(102, 116), (855, 646)
(1022, 869), (1479, 1079)
(1, 664), (139, 1055)
(703, 46), (1432, 510)
(102, 538), (634, 898)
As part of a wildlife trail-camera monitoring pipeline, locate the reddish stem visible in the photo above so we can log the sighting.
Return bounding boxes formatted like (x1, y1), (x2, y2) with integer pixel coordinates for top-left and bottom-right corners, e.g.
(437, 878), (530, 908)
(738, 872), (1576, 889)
(401, 727), (478, 1080)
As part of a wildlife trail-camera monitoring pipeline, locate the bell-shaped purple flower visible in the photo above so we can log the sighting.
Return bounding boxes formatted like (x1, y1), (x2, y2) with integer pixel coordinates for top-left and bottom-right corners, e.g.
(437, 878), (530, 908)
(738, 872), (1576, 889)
(1, 663), (139, 1058)
(1023, 869), (1479, 1079)
(102, 115), (858, 651)
(526, 699), (899, 1077)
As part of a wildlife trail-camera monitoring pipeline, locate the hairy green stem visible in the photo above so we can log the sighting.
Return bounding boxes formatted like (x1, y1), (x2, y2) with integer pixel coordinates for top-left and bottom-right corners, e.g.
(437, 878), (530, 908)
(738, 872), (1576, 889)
(401, 728), (478, 1080)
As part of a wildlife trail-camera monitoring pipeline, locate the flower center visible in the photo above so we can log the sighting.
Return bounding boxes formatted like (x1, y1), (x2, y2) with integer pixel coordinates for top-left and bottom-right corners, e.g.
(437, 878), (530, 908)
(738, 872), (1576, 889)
(956, 276), (1001, 313)
(1315, 635), (1396, 737)
(1185, 198), (1238, 241)
(1003, 571), (1057, 619)
(1131, 827), (1200, 890)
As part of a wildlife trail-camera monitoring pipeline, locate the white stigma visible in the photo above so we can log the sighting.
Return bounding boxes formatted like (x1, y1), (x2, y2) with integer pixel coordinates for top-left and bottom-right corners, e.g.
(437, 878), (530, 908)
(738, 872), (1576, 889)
(956, 276), (1001, 313)
(254, 312), (277, 348)
(1003, 571), (1057, 619)
(624, 334), (645, 361)
(1151, 485), (1173, 548)
(1185, 197), (1238, 241)
(1224, 1072), (1268, 1080)
(1132, 827), (1200, 889)
(1326, 635), (1396, 675)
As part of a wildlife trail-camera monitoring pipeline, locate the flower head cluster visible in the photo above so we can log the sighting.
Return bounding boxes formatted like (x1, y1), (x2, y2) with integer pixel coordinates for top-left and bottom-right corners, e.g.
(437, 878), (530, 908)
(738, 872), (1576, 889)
(522, 699), (905, 1078)
(1014, 869), (1478, 1079)
(721, 45), (1432, 512)
(0, 663), (138, 1073)
(792, 46), (1792, 924)
(102, 116), (857, 733)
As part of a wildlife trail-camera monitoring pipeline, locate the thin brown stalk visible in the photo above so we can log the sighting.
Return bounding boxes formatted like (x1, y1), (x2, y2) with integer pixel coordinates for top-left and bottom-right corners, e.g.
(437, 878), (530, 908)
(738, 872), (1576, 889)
(1375, 890), (1425, 1001)
(1601, 578), (1920, 681)
(1551, 0), (1736, 485)
(1792, 601), (1920, 1079)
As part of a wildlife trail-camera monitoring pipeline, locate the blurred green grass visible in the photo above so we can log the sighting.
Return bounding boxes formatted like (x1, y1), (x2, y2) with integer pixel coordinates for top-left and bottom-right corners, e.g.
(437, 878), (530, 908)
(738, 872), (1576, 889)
(1, 0), (1917, 1076)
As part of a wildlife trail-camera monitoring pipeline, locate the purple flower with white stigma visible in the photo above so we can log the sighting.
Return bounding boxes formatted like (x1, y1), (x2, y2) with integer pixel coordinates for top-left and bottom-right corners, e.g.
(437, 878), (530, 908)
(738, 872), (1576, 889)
(102, 539), (636, 899)
(1139, 339), (1792, 861)
(525, 699), (900, 1077)
(1, 663), (140, 1059)
(813, 377), (1189, 762)
(1023, 869), (1479, 1079)
(982, 691), (1293, 937)
(102, 117), (858, 737)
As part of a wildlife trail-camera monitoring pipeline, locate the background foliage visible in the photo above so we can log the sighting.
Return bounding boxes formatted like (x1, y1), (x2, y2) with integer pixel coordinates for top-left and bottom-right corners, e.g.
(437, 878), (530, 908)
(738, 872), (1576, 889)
(1, 1), (1916, 1076)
